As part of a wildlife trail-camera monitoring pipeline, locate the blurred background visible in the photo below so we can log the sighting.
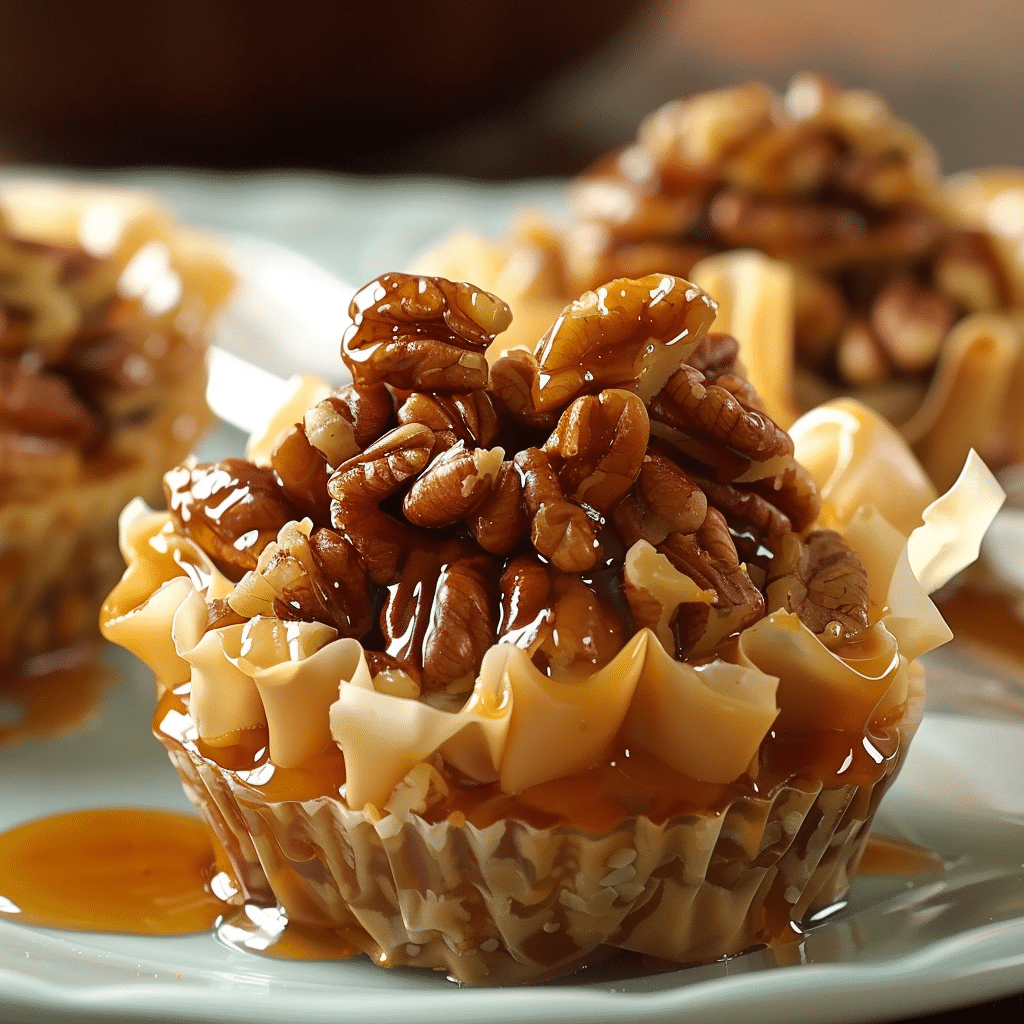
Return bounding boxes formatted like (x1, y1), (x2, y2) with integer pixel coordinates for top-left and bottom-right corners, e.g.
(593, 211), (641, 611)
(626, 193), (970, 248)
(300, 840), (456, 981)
(0, 0), (1022, 180)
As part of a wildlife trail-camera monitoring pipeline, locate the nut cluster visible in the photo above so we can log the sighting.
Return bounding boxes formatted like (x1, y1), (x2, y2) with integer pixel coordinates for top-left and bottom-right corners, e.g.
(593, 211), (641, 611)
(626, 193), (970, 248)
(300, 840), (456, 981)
(0, 211), (210, 498)
(168, 271), (870, 696)
(550, 73), (1012, 396)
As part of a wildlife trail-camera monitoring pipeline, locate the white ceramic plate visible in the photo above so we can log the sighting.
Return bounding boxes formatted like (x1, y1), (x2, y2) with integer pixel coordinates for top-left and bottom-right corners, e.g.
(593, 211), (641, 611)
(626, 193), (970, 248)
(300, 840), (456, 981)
(2, 238), (1023, 1024)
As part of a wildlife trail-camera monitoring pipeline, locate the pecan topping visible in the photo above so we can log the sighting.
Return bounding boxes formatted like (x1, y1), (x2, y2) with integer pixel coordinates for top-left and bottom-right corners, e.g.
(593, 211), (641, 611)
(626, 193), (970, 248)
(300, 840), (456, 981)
(649, 362), (794, 482)
(342, 272), (511, 392)
(165, 459), (299, 582)
(765, 529), (870, 638)
(327, 424), (435, 584)
(515, 446), (602, 573)
(397, 389), (500, 456)
(163, 269), (838, 687)
(542, 390), (650, 514)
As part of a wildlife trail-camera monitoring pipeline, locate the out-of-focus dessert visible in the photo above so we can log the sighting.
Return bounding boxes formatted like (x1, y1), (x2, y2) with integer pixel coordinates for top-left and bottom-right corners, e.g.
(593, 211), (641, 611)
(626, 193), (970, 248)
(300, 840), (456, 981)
(1, 183), (232, 678)
(102, 271), (1001, 984)
(420, 74), (1024, 491)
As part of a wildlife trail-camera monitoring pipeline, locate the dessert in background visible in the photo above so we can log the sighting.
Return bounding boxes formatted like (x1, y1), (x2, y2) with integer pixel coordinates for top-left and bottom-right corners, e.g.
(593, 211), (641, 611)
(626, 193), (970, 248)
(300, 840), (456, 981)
(102, 270), (1000, 984)
(1, 183), (232, 681)
(419, 74), (1024, 491)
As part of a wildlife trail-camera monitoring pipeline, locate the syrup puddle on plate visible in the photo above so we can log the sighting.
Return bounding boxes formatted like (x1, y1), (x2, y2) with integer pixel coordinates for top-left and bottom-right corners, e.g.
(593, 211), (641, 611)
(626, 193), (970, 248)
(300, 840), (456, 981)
(0, 807), (224, 935)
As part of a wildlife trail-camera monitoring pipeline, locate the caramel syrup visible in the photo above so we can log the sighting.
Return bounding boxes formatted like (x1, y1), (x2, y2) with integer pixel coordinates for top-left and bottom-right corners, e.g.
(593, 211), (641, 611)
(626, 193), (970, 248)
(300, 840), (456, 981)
(216, 905), (362, 961)
(856, 833), (944, 877)
(0, 649), (111, 747)
(0, 807), (223, 935)
(155, 686), (902, 834)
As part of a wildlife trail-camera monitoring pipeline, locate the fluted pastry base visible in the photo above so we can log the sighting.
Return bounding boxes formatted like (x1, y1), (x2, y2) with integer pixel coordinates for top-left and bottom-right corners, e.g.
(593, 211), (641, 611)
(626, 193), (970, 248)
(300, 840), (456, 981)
(160, 678), (924, 986)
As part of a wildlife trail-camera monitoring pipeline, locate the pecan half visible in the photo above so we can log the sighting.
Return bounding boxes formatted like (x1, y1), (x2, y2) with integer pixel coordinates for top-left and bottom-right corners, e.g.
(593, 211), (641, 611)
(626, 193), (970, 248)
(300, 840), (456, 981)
(515, 446), (602, 573)
(402, 442), (504, 528)
(327, 423), (435, 584)
(649, 362), (795, 482)
(0, 359), (99, 449)
(765, 529), (870, 639)
(422, 558), (498, 693)
(465, 460), (528, 555)
(542, 389), (650, 514)
(869, 276), (957, 373)
(165, 458), (298, 582)
(303, 383), (395, 466)
(270, 425), (332, 523)
(530, 274), (718, 410)
(341, 273), (511, 392)
(612, 448), (708, 547)
(229, 521), (374, 638)
(498, 557), (626, 675)
(657, 510), (766, 657)
(397, 389), (500, 456)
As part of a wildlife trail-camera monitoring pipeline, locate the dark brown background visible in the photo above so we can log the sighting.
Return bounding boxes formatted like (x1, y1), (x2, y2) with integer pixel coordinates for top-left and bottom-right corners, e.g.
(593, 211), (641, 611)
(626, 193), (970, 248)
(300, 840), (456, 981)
(1, 0), (1022, 179)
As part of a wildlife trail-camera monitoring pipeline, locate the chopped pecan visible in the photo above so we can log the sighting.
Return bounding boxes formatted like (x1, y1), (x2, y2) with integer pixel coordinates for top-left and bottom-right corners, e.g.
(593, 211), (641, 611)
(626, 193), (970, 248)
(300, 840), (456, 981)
(792, 269), (847, 367)
(649, 362), (794, 482)
(327, 424), (435, 584)
(933, 229), (1012, 313)
(765, 529), (870, 639)
(396, 389), (499, 456)
(611, 448), (707, 546)
(0, 359), (99, 449)
(514, 447), (602, 573)
(164, 458), (298, 582)
(542, 389), (650, 514)
(341, 272), (511, 392)
(836, 320), (890, 386)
